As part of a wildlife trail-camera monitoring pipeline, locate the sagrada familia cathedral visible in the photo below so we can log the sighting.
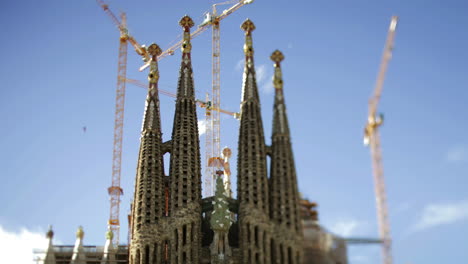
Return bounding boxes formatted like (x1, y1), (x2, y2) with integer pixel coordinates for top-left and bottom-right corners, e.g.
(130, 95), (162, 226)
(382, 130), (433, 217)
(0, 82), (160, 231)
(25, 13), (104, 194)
(36, 16), (348, 264)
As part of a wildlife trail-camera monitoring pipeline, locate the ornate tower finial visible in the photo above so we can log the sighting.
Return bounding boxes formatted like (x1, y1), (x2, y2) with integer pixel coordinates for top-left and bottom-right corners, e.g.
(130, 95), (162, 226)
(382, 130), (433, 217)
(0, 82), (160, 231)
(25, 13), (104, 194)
(76, 226), (84, 239)
(271, 49), (284, 64)
(147, 43), (162, 85)
(147, 43), (162, 57)
(46, 225), (54, 239)
(179, 15), (194, 53)
(271, 50), (284, 90)
(179, 15), (194, 29)
(241, 19), (255, 57)
(241, 19), (255, 34)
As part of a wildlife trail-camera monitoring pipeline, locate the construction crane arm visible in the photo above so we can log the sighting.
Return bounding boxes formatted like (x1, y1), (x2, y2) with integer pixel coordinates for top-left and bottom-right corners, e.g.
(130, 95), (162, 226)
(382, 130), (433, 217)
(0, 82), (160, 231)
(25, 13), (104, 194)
(137, 0), (254, 72)
(368, 16), (398, 118)
(138, 25), (211, 71)
(96, 0), (149, 60)
(158, 26), (211, 60)
(217, 0), (254, 21)
(125, 78), (239, 118)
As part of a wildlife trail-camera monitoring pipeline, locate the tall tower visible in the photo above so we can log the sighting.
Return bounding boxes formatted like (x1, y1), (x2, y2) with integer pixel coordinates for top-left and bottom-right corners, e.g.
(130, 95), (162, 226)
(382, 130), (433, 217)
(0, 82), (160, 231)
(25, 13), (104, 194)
(268, 50), (303, 264)
(168, 15), (202, 263)
(236, 19), (270, 263)
(129, 43), (166, 264)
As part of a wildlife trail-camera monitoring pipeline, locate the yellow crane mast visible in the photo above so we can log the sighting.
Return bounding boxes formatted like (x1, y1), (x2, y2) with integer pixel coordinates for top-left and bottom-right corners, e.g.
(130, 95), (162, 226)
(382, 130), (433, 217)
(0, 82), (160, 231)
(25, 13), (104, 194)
(364, 16), (398, 264)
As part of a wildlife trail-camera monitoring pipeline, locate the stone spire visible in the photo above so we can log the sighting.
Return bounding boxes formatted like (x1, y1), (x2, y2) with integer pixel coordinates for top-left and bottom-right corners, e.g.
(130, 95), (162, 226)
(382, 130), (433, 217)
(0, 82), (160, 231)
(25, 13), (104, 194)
(168, 15), (202, 263)
(71, 226), (86, 264)
(237, 18), (269, 212)
(101, 228), (116, 264)
(237, 19), (270, 263)
(42, 225), (56, 264)
(129, 43), (166, 264)
(268, 50), (303, 264)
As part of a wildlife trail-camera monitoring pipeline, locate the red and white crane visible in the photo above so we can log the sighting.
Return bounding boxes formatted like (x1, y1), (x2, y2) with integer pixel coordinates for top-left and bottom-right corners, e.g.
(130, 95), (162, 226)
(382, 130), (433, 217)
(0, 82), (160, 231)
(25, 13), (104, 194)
(364, 16), (398, 264)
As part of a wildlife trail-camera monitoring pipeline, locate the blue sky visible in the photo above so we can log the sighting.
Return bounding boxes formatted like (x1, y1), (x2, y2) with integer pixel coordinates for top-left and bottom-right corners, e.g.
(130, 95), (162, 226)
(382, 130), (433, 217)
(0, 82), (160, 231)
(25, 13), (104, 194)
(1, 0), (467, 263)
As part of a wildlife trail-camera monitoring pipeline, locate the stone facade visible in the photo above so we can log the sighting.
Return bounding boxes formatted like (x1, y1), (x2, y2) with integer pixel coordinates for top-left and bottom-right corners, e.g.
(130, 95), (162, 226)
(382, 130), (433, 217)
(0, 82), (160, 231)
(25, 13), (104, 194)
(35, 15), (348, 264)
(128, 17), (306, 264)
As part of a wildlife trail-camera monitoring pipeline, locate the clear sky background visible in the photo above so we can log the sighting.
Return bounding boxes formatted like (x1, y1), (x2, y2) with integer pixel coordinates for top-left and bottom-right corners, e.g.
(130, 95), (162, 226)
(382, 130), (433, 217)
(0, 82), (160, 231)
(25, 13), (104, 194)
(0, 0), (467, 263)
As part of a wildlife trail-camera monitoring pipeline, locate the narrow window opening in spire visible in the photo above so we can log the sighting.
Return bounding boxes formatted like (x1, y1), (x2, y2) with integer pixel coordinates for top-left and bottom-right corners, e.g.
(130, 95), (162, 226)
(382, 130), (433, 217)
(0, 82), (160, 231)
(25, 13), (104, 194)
(174, 229), (178, 251)
(183, 224), (187, 245)
(280, 244), (284, 263)
(254, 226), (259, 247)
(145, 245), (150, 264)
(270, 238), (276, 263)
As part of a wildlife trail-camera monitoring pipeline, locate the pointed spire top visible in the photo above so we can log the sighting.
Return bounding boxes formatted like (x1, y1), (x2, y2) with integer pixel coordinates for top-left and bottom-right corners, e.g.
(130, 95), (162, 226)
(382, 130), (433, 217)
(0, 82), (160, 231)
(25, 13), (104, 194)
(271, 50), (290, 135)
(241, 19), (255, 34)
(76, 226), (84, 239)
(271, 50), (284, 90)
(46, 225), (54, 239)
(242, 19), (255, 58)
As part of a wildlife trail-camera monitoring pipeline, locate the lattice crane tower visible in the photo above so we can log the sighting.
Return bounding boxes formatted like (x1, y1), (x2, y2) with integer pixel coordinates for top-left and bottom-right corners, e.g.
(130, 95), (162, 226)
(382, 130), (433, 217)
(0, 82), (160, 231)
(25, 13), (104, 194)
(364, 16), (398, 264)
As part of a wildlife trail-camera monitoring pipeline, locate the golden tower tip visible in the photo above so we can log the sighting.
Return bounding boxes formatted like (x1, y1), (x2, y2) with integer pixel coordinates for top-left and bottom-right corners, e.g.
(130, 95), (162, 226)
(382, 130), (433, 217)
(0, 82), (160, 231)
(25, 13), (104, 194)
(270, 50), (284, 63)
(241, 19), (255, 33)
(147, 43), (162, 56)
(76, 226), (84, 239)
(179, 15), (194, 29)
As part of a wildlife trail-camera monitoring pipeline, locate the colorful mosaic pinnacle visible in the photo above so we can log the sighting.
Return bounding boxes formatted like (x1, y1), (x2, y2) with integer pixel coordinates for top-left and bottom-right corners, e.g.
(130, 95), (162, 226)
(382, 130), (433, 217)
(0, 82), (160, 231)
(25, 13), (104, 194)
(271, 50), (284, 89)
(242, 19), (255, 58)
(147, 43), (162, 57)
(179, 15), (194, 29)
(271, 49), (285, 64)
(180, 15), (193, 53)
(241, 18), (255, 33)
(147, 43), (161, 83)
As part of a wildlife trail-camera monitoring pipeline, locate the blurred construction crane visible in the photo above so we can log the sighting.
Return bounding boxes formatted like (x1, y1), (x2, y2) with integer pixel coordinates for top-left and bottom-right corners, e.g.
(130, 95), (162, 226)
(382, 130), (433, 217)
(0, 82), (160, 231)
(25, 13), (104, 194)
(364, 16), (398, 264)
(96, 0), (151, 246)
